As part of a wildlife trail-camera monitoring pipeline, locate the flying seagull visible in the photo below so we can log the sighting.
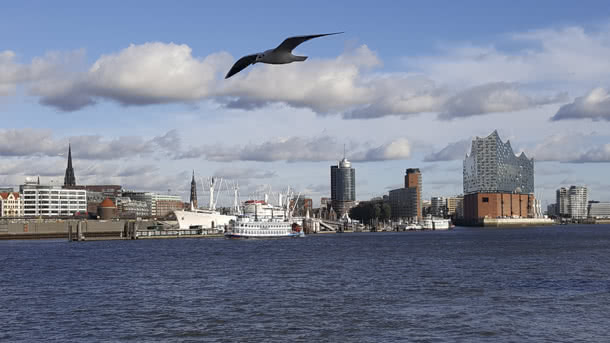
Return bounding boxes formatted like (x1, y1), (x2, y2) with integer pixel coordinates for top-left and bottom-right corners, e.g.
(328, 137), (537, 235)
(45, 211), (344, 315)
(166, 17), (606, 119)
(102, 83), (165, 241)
(225, 32), (344, 79)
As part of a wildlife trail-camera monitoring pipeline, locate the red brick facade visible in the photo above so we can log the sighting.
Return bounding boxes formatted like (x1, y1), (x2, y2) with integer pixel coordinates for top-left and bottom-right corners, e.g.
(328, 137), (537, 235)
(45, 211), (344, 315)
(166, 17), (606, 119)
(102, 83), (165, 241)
(464, 193), (534, 220)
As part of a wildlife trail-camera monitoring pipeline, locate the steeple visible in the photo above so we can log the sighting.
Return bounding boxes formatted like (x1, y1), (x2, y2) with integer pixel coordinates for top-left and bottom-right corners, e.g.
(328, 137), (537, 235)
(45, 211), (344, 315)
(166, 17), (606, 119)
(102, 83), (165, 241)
(63, 143), (76, 187)
(189, 170), (198, 210)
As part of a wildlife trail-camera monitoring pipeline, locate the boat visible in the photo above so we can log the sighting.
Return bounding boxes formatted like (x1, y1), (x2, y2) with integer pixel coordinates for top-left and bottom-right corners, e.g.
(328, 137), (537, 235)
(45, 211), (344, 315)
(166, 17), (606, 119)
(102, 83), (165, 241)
(225, 216), (305, 239)
(174, 177), (237, 230)
(406, 223), (424, 230)
(175, 208), (235, 230)
(224, 199), (305, 238)
(422, 216), (451, 230)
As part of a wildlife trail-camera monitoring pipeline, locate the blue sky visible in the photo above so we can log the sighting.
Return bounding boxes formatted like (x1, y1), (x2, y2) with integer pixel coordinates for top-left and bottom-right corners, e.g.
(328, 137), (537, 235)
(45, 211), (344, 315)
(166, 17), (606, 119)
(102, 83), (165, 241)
(2, 1), (610, 207)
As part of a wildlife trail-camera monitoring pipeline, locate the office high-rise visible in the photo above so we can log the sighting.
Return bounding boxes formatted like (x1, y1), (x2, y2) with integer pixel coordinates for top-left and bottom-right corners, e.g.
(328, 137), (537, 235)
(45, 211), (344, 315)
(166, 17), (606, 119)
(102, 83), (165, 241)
(330, 157), (356, 217)
(405, 168), (422, 221)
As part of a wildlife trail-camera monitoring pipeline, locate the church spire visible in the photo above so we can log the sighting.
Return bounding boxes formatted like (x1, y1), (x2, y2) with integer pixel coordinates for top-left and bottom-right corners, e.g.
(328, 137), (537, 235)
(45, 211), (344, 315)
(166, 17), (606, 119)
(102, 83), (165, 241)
(63, 143), (76, 187)
(189, 170), (198, 210)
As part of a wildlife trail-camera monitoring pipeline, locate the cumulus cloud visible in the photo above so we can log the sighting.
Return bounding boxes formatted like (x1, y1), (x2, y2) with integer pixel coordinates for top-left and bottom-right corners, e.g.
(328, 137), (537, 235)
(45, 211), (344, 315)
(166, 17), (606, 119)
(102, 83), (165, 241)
(424, 138), (472, 162)
(409, 26), (610, 86)
(526, 132), (610, 163)
(0, 128), (179, 160)
(551, 88), (610, 121)
(439, 82), (565, 120)
(351, 138), (411, 161)
(177, 135), (411, 163)
(568, 144), (610, 163)
(4, 38), (565, 119)
(32, 43), (230, 110)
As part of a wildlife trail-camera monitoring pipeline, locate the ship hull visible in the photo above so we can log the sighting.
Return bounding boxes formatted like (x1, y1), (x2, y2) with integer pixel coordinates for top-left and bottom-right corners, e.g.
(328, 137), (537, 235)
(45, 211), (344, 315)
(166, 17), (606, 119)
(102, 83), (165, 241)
(174, 210), (235, 230)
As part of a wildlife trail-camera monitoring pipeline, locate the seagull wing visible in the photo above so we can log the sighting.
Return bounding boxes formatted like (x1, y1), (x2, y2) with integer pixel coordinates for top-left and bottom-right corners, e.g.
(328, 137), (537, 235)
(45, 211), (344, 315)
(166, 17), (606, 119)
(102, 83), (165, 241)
(274, 32), (344, 53)
(225, 54), (258, 79)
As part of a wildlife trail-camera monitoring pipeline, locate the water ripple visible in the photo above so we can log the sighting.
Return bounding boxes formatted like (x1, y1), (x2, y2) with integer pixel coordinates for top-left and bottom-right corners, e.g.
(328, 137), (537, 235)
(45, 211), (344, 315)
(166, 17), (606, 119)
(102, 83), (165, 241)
(1, 225), (609, 342)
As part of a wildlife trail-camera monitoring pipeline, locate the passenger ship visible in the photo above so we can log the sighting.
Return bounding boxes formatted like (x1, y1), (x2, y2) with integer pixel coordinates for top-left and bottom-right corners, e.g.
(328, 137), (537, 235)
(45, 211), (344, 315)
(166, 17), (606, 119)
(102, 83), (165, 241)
(224, 200), (305, 239)
(422, 216), (452, 230)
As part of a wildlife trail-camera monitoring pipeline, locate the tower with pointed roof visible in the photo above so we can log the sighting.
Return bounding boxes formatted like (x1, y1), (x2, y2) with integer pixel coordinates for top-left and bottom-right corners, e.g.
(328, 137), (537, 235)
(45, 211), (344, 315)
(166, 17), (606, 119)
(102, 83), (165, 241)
(64, 144), (76, 187)
(189, 170), (198, 210)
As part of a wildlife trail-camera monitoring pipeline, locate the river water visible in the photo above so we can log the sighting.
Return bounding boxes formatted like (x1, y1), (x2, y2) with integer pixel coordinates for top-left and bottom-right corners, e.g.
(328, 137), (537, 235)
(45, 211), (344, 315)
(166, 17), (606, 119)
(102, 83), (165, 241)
(1, 225), (609, 342)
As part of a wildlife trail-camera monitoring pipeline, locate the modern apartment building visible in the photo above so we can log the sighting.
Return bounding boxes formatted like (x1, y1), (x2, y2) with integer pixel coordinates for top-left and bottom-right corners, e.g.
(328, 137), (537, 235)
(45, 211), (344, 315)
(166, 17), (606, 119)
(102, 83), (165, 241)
(567, 186), (588, 219)
(20, 183), (87, 217)
(556, 187), (569, 217)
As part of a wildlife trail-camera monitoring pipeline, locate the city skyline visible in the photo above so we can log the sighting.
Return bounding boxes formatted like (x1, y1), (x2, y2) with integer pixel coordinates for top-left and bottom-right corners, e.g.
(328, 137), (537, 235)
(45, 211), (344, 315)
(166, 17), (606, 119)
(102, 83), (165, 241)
(2, 1), (610, 206)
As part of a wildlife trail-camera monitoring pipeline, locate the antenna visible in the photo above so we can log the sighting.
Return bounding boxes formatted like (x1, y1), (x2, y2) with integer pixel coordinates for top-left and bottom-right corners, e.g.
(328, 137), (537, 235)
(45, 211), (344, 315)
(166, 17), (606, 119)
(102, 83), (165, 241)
(343, 143), (346, 159)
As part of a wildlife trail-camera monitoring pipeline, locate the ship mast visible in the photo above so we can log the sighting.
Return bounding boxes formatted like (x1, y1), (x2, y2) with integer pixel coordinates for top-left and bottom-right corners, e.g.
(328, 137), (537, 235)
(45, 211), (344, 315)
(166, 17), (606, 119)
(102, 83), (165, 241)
(208, 177), (216, 211)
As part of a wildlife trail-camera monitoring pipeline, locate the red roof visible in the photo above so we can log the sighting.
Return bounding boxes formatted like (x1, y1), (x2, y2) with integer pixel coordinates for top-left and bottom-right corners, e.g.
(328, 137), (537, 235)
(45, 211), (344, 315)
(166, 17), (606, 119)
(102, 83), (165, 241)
(99, 198), (116, 208)
(0, 192), (20, 200)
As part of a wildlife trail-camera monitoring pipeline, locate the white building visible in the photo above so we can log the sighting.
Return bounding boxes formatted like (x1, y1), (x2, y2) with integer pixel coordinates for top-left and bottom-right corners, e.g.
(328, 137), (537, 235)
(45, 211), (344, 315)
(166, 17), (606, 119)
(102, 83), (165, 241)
(567, 186), (588, 219)
(588, 202), (610, 219)
(20, 183), (87, 217)
(0, 192), (24, 217)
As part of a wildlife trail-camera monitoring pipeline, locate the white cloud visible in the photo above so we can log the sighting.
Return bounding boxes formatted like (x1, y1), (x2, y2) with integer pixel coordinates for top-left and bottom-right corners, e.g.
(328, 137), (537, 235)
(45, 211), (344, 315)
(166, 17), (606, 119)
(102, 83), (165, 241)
(0, 128), (179, 160)
(439, 82), (565, 120)
(424, 138), (472, 162)
(552, 87), (610, 121)
(352, 138), (411, 161)
(30, 43), (231, 110)
(178, 135), (411, 162)
(4, 38), (567, 119)
(526, 132), (610, 163)
(409, 26), (610, 86)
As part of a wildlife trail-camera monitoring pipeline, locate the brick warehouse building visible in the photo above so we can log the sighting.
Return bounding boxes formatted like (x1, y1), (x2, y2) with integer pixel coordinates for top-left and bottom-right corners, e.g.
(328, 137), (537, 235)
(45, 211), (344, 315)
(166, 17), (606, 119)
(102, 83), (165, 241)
(463, 193), (534, 220)
(463, 131), (535, 222)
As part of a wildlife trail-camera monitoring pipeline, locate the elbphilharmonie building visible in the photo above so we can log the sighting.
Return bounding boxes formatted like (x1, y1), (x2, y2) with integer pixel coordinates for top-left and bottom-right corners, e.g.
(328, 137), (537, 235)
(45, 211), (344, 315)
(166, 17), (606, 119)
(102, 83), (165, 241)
(462, 130), (535, 221)
(463, 130), (534, 195)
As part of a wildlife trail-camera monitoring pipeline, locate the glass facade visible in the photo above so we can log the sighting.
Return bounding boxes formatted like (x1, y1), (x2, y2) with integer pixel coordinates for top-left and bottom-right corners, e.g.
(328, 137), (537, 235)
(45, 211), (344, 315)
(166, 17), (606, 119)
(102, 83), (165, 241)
(331, 158), (356, 216)
(463, 130), (534, 195)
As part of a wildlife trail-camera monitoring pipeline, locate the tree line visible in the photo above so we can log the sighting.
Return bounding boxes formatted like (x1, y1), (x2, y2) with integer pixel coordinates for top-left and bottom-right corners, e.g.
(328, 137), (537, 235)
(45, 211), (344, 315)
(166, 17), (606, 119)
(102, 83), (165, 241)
(349, 201), (391, 225)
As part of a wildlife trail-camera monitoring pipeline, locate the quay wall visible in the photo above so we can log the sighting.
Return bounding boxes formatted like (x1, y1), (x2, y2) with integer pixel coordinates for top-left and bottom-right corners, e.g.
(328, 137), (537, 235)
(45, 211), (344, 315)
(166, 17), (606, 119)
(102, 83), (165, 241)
(482, 218), (555, 227)
(0, 220), (153, 239)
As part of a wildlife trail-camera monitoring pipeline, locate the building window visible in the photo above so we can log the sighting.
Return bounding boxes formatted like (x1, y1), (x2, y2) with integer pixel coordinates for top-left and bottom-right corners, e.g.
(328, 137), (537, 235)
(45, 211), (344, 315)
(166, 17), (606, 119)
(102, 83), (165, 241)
(482, 197), (489, 203)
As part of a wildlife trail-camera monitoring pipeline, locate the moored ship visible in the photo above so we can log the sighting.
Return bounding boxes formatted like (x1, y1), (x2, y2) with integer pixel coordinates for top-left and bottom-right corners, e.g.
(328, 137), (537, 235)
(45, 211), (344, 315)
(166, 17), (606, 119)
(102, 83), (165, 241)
(174, 177), (237, 230)
(225, 216), (304, 239)
(224, 195), (305, 239)
(422, 216), (451, 230)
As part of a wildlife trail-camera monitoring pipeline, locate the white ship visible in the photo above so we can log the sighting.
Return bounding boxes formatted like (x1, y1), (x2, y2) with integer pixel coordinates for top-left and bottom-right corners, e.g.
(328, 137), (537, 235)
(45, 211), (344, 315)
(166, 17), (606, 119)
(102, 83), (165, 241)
(174, 177), (236, 230)
(225, 215), (304, 239)
(224, 193), (305, 239)
(175, 208), (235, 230)
(422, 216), (451, 230)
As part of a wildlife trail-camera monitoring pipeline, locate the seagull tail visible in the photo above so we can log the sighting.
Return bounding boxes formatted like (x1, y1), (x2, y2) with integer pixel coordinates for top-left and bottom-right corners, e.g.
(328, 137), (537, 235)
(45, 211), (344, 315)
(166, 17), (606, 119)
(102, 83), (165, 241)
(293, 55), (308, 62)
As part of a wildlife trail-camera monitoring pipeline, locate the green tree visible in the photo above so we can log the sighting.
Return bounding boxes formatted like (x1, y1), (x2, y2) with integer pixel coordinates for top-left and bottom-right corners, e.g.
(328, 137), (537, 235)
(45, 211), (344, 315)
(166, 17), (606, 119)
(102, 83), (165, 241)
(380, 203), (391, 222)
